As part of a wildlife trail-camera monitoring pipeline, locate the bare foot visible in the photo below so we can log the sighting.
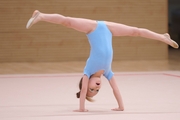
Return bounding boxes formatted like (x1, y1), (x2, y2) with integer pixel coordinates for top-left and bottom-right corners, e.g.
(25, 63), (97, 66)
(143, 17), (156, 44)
(164, 33), (179, 49)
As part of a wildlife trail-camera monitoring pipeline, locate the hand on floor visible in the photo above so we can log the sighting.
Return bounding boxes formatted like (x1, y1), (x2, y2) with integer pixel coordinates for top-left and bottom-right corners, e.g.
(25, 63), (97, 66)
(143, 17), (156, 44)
(73, 109), (88, 112)
(111, 107), (124, 111)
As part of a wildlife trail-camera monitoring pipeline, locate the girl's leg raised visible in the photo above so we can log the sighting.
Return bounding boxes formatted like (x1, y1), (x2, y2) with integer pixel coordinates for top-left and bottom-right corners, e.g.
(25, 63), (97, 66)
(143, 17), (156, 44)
(105, 21), (179, 48)
(26, 10), (97, 34)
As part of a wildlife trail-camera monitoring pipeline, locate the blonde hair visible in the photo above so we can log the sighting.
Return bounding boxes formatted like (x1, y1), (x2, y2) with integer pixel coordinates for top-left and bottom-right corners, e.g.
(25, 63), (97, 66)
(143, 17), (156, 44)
(86, 96), (95, 102)
(76, 77), (95, 102)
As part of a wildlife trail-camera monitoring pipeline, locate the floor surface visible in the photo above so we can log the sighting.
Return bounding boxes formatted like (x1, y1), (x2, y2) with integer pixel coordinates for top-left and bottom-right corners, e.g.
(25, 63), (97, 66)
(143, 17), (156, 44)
(0, 71), (180, 120)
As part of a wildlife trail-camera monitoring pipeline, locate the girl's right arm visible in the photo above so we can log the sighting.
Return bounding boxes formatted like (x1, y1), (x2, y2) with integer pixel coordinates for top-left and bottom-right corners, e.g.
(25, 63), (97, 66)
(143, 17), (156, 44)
(74, 75), (89, 112)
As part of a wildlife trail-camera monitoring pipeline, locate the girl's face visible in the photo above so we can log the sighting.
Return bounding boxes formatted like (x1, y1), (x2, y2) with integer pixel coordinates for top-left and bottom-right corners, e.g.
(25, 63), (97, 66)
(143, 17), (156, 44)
(87, 77), (102, 97)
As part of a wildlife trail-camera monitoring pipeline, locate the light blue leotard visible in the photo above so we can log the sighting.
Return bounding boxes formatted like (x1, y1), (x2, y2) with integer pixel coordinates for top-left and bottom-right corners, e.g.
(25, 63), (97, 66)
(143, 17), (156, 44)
(84, 21), (113, 80)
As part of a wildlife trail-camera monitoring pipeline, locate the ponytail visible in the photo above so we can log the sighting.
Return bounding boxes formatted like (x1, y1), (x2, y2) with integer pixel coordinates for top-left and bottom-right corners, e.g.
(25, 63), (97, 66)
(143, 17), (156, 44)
(76, 77), (94, 102)
(76, 91), (80, 98)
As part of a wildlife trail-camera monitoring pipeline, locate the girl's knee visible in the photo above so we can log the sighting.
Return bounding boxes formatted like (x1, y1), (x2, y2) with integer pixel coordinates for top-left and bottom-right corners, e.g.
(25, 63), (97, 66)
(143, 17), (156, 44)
(62, 17), (72, 27)
(131, 27), (141, 36)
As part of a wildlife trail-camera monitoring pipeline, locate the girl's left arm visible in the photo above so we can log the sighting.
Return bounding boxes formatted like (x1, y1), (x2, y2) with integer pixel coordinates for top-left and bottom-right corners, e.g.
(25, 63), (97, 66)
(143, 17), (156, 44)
(109, 76), (124, 111)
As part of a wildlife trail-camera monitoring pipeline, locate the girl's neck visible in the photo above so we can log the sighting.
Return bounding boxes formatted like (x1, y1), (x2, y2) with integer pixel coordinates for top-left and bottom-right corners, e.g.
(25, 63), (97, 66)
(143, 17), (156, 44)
(91, 70), (104, 78)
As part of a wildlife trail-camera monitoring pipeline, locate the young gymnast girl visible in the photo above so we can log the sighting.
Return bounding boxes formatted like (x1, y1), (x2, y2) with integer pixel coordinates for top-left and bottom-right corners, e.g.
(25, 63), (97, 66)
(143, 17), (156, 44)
(26, 10), (179, 112)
